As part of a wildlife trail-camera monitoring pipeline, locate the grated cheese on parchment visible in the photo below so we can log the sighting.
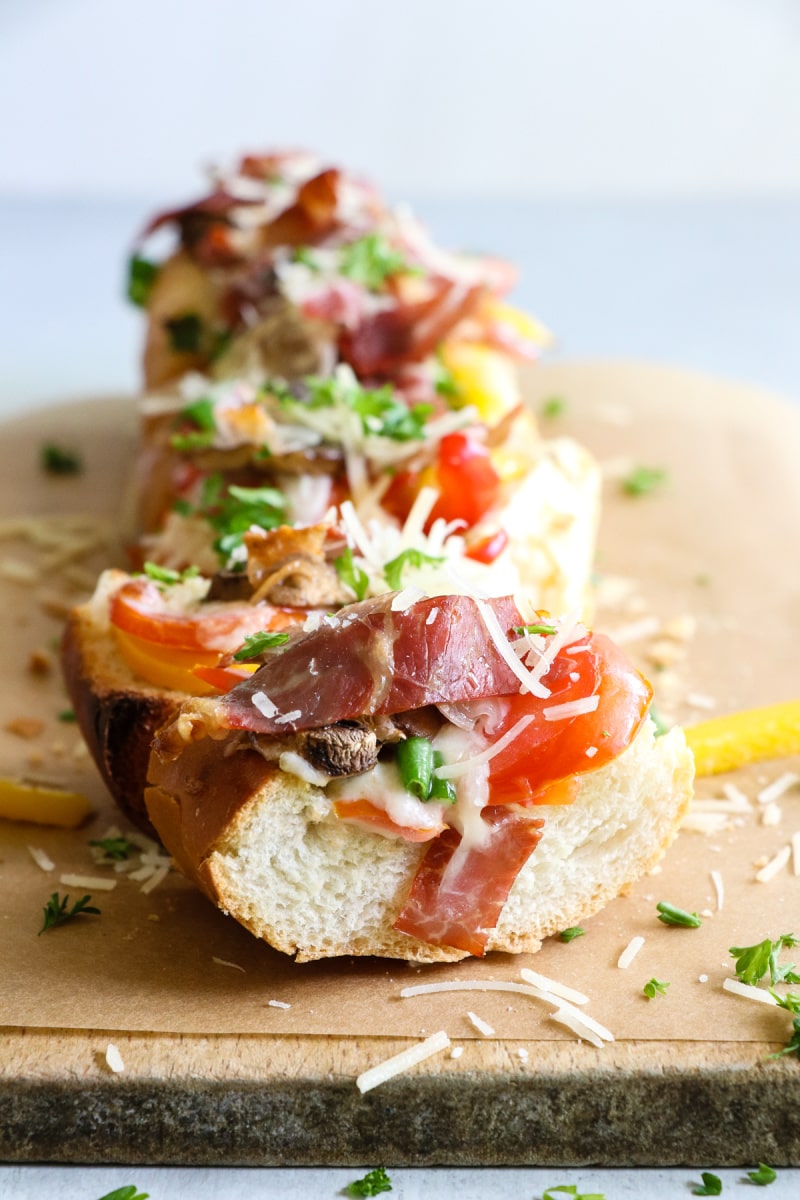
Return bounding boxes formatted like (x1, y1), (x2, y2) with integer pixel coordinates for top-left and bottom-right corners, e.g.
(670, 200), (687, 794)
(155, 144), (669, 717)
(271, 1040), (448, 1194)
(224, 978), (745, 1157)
(755, 845), (791, 883)
(356, 1030), (451, 1093)
(466, 1010), (495, 1037)
(59, 874), (117, 891)
(617, 936), (645, 969)
(27, 845), (55, 872)
(105, 1043), (125, 1074)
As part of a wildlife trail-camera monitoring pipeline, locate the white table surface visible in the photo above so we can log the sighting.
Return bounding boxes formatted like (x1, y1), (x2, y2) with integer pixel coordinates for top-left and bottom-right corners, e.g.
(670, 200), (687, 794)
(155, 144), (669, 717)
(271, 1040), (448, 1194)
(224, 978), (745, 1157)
(1, 196), (799, 1194)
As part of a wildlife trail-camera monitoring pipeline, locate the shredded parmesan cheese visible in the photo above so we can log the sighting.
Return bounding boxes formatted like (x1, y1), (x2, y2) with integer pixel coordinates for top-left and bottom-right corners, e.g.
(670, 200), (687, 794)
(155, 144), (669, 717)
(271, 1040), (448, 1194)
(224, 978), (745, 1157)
(543, 694), (599, 722)
(267, 999), (291, 1009)
(356, 1030), (451, 1093)
(617, 936), (645, 969)
(212, 957), (246, 973)
(550, 1008), (606, 1049)
(519, 967), (589, 1007)
(722, 978), (779, 1006)
(755, 844), (791, 883)
(140, 865), (170, 894)
(710, 869), (724, 912)
(251, 691), (278, 719)
(401, 980), (551, 1001)
(105, 1043), (125, 1074)
(466, 1011), (495, 1037)
(273, 709), (302, 725)
(59, 874), (117, 891)
(761, 803), (782, 827)
(450, 1046), (464, 1060)
(433, 714), (535, 780)
(278, 752), (331, 787)
(757, 772), (799, 806)
(27, 845), (55, 872)
(391, 586), (425, 612)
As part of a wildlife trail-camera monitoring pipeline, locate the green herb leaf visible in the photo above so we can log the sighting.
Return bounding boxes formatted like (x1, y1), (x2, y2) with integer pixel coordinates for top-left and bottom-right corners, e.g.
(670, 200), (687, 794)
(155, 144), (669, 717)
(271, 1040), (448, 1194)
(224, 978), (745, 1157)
(97, 1187), (150, 1200)
(58, 709), (77, 723)
(656, 902), (702, 928)
(433, 360), (461, 401)
(643, 978), (670, 999)
(693, 1171), (722, 1195)
(540, 395), (566, 420)
(729, 934), (800, 986)
(170, 396), (217, 451)
(39, 892), (100, 934)
(514, 622), (557, 637)
(232, 631), (291, 662)
(383, 549), (445, 591)
(142, 561), (200, 587)
(183, 473), (287, 566)
(768, 992), (800, 1058)
(89, 836), (135, 861)
(126, 254), (159, 308)
(292, 245), (321, 271)
(299, 374), (432, 442)
(649, 704), (670, 737)
(340, 232), (412, 291)
(560, 927), (586, 943)
(747, 1163), (777, 1186)
(165, 312), (204, 354)
(41, 442), (83, 475)
(334, 547), (369, 601)
(345, 1165), (393, 1196)
(542, 1186), (606, 1200)
(621, 465), (667, 497)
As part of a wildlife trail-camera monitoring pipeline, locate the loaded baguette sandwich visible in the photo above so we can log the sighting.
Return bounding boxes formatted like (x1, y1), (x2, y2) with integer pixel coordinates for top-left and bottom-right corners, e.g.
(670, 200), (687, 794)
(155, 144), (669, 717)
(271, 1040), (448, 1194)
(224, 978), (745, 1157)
(144, 594), (693, 962)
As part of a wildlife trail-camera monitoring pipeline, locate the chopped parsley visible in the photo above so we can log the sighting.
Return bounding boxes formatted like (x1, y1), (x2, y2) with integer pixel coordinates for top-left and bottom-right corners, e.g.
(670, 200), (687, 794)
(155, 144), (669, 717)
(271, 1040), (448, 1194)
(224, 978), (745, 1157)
(90, 836), (135, 861)
(656, 901), (702, 928)
(334, 547), (369, 601)
(292, 245), (321, 271)
(769, 991), (800, 1058)
(542, 1186), (606, 1200)
(383, 548), (445, 591)
(41, 442), (83, 475)
(126, 254), (159, 308)
(97, 1188), (150, 1200)
(57, 708), (77, 723)
(559, 927), (586, 943)
(433, 361), (461, 401)
(165, 312), (204, 354)
(747, 1164), (777, 1186)
(693, 1172), (722, 1196)
(187, 473), (287, 566)
(170, 396), (217, 451)
(621, 465), (667, 497)
(345, 1166), (393, 1196)
(643, 978), (670, 1000)
(729, 934), (800, 987)
(300, 374), (432, 442)
(39, 892), (100, 934)
(142, 561), (200, 587)
(232, 631), (291, 661)
(540, 395), (567, 420)
(514, 622), (557, 637)
(649, 704), (670, 737)
(340, 232), (413, 291)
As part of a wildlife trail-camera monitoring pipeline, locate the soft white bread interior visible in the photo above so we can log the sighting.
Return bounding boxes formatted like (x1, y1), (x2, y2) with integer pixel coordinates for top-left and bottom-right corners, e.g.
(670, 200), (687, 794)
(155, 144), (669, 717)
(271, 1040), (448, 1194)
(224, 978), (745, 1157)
(145, 718), (693, 963)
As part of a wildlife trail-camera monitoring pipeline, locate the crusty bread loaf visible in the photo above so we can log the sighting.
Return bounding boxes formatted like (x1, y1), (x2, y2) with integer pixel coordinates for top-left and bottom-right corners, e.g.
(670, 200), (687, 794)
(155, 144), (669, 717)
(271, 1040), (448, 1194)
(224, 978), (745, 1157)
(145, 718), (693, 962)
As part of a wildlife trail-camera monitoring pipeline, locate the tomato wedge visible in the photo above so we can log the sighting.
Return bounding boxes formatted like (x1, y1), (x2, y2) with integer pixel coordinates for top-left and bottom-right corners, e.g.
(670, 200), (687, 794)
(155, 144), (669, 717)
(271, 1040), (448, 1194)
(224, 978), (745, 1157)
(382, 431), (502, 530)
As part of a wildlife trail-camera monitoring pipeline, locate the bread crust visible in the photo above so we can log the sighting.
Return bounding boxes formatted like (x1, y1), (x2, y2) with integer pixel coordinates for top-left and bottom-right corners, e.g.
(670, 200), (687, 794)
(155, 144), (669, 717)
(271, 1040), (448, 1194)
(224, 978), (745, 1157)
(145, 717), (694, 963)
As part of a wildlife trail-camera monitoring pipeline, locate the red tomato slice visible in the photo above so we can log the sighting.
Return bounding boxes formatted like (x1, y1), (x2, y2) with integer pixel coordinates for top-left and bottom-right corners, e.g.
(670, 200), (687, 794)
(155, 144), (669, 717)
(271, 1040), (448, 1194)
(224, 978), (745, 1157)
(108, 578), (303, 652)
(429, 432), (501, 528)
(192, 663), (260, 693)
(464, 528), (509, 564)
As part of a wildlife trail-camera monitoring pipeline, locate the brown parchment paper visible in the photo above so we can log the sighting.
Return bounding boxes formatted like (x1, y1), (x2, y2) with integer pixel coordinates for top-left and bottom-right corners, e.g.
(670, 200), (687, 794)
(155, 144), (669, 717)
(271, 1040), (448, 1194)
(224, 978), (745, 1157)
(0, 362), (798, 1045)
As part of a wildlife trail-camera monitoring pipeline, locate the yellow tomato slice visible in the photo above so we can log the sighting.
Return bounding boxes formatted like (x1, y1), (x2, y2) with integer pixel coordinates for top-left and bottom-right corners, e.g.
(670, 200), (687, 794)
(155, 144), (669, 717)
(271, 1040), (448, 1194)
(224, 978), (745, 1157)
(114, 628), (220, 696)
(439, 342), (520, 424)
(686, 700), (800, 775)
(0, 778), (93, 828)
(481, 297), (552, 348)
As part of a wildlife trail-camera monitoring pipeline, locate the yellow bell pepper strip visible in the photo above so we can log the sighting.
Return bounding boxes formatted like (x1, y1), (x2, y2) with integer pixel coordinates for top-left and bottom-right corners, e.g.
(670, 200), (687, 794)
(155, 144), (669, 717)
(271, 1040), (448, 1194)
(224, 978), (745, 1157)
(0, 778), (93, 827)
(686, 700), (800, 776)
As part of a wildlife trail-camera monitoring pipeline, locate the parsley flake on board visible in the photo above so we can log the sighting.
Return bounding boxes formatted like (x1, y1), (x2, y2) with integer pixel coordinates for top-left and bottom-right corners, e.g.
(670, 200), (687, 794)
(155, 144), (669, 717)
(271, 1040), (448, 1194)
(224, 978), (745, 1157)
(39, 892), (100, 934)
(542, 1186), (606, 1200)
(126, 254), (159, 308)
(41, 442), (83, 475)
(97, 1187), (150, 1200)
(768, 991), (800, 1058)
(747, 1163), (778, 1186)
(232, 631), (291, 662)
(643, 978), (670, 1000)
(334, 547), (369, 602)
(656, 901), (702, 928)
(89, 836), (135, 861)
(340, 232), (413, 290)
(729, 934), (800, 987)
(621, 465), (667, 497)
(559, 927), (586, 943)
(540, 395), (567, 420)
(383, 548), (445, 591)
(57, 708), (77, 723)
(345, 1165), (393, 1196)
(693, 1171), (722, 1196)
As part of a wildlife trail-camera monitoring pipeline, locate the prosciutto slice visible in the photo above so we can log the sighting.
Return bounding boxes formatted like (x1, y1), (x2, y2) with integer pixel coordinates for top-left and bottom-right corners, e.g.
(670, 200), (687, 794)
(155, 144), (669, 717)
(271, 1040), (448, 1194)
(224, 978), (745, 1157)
(218, 593), (524, 735)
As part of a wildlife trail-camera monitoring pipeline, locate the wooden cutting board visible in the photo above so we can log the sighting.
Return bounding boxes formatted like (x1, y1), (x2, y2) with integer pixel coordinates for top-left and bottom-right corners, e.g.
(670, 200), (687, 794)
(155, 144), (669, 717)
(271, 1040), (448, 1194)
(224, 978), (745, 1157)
(1, 361), (799, 1167)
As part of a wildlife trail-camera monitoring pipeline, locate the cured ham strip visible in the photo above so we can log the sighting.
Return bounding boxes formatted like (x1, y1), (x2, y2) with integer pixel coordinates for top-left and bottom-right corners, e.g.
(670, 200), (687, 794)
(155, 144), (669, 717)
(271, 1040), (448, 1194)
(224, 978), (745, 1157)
(218, 593), (524, 735)
(393, 807), (545, 956)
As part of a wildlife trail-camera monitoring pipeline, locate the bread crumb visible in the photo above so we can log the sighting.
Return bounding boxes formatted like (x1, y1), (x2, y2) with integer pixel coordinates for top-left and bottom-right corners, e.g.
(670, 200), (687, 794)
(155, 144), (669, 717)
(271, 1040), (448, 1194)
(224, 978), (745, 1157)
(147, 914), (160, 922)
(661, 614), (697, 642)
(450, 1046), (464, 1059)
(5, 717), (45, 739)
(27, 648), (53, 676)
(698, 975), (709, 983)
(105, 1043), (125, 1074)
